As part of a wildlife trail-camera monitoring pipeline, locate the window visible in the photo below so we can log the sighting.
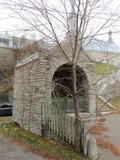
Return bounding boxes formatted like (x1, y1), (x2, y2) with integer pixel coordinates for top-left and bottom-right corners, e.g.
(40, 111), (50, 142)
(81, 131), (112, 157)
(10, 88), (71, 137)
(3, 39), (9, 46)
(0, 38), (9, 46)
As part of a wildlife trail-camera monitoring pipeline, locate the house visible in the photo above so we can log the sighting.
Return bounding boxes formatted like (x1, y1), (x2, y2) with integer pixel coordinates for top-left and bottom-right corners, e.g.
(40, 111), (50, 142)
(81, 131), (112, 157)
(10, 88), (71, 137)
(85, 31), (120, 66)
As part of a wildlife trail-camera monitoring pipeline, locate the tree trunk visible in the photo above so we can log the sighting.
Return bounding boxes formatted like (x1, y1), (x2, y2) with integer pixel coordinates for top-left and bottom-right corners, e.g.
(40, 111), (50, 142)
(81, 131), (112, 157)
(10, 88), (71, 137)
(72, 64), (81, 152)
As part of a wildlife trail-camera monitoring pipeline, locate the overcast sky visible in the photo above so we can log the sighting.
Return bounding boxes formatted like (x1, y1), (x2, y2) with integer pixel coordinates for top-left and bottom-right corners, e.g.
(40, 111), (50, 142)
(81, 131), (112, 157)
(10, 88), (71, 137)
(0, 0), (120, 45)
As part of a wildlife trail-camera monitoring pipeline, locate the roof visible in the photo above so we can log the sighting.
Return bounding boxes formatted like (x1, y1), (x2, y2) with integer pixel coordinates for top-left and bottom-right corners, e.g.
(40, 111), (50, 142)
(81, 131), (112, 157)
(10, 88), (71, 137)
(84, 31), (120, 54)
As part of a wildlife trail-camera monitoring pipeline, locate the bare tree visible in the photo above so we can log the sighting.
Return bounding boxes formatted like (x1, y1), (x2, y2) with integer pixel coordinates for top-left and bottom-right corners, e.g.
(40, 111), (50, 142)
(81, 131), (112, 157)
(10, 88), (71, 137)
(1, 0), (120, 152)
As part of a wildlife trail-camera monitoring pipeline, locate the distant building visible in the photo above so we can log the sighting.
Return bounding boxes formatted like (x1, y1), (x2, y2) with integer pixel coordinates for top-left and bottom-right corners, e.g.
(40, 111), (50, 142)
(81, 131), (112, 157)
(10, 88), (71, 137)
(0, 34), (32, 49)
(85, 31), (120, 66)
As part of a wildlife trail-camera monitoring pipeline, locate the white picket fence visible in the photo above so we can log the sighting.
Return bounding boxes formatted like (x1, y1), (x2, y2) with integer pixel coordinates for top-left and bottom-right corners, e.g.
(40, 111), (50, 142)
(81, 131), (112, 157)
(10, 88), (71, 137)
(41, 102), (75, 145)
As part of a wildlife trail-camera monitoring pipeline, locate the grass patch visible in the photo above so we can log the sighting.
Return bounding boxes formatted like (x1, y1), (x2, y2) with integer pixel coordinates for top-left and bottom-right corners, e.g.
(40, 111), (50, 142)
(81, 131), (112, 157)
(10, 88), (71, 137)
(110, 96), (120, 108)
(0, 122), (90, 160)
(95, 62), (117, 79)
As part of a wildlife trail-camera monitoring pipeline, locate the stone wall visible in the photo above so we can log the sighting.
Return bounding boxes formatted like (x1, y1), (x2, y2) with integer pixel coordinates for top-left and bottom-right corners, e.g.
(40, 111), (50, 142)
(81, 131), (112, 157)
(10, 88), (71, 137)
(87, 50), (120, 66)
(13, 46), (96, 135)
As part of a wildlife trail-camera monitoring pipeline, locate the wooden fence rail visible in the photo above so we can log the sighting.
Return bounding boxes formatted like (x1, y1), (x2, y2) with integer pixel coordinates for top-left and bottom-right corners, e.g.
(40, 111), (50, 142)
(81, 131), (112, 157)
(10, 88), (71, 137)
(41, 102), (75, 145)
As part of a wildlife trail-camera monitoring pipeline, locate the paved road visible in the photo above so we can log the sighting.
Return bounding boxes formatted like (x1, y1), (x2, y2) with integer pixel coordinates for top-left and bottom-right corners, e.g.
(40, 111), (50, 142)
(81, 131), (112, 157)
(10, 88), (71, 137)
(98, 114), (120, 160)
(0, 135), (47, 160)
(98, 148), (119, 160)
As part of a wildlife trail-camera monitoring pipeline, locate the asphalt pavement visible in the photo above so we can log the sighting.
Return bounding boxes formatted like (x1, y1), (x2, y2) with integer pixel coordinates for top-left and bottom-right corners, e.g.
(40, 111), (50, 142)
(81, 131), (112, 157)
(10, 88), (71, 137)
(0, 135), (47, 160)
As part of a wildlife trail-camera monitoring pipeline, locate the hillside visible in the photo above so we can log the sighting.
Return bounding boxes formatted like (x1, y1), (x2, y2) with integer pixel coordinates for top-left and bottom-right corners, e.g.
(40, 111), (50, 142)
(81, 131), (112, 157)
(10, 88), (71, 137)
(95, 62), (117, 79)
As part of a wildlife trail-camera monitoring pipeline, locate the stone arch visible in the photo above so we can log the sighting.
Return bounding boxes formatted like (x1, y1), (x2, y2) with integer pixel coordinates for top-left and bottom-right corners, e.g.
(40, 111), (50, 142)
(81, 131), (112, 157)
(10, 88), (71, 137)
(51, 63), (89, 112)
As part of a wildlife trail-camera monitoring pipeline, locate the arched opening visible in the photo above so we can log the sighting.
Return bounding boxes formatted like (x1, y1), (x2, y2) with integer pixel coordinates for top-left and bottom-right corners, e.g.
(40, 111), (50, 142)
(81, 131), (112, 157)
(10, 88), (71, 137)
(52, 63), (89, 112)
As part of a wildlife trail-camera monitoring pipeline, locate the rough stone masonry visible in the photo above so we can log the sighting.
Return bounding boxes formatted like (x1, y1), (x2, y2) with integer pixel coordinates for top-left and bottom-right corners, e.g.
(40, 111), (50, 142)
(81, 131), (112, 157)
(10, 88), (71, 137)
(13, 39), (96, 135)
